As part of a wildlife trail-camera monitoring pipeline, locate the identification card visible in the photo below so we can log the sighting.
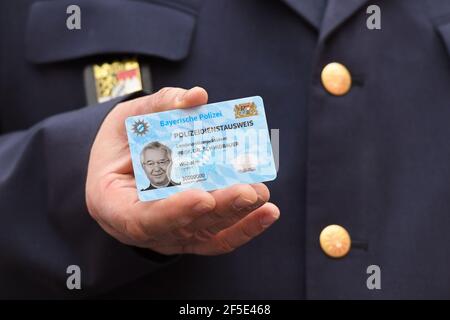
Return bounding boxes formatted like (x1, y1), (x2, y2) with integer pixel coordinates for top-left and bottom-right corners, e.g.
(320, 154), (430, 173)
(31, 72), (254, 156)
(125, 96), (277, 201)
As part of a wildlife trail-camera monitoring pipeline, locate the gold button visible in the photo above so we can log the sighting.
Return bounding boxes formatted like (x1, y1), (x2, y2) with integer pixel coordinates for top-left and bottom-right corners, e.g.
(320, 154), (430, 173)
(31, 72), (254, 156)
(320, 225), (351, 258)
(321, 62), (352, 96)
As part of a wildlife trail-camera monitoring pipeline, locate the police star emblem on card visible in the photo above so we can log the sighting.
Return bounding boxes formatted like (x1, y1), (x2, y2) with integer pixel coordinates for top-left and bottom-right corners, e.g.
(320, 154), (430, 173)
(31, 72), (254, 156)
(125, 96), (277, 202)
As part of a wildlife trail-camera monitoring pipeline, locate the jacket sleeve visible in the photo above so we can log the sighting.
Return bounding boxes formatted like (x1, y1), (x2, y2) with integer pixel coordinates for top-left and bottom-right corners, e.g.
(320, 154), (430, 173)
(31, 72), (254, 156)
(0, 95), (175, 298)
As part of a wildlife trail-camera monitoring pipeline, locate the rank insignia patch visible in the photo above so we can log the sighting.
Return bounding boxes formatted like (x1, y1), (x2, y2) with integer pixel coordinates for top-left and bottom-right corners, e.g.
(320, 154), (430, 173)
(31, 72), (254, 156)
(92, 59), (143, 103)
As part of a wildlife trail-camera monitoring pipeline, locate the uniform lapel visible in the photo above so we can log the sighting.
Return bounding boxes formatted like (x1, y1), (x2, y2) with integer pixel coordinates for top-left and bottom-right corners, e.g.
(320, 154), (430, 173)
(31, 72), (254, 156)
(280, 0), (327, 30)
(320, 0), (370, 41)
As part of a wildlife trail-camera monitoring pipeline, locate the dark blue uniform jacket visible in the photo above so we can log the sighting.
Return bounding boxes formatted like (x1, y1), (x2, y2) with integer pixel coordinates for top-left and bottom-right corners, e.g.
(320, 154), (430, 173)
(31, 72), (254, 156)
(1, 0), (450, 299)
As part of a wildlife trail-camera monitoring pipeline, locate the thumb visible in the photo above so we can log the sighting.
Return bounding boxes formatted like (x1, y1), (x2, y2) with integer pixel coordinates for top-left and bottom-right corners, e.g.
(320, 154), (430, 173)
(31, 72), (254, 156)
(107, 86), (209, 140)
(88, 87), (208, 176)
(116, 86), (208, 121)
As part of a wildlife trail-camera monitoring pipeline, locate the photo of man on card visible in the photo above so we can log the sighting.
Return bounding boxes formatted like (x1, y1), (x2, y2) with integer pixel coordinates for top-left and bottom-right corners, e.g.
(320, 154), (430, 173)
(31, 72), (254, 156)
(140, 141), (179, 191)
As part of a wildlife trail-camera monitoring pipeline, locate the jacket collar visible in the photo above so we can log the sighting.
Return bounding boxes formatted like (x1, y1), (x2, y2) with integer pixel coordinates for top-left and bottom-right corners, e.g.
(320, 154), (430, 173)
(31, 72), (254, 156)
(280, 0), (369, 40)
(320, 0), (370, 41)
(281, 0), (327, 30)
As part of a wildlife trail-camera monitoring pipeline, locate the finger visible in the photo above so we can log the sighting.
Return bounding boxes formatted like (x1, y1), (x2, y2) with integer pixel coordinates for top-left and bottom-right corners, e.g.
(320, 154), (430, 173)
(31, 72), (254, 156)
(199, 184), (269, 239)
(131, 189), (216, 242)
(205, 183), (269, 235)
(187, 202), (280, 255)
(186, 184), (260, 240)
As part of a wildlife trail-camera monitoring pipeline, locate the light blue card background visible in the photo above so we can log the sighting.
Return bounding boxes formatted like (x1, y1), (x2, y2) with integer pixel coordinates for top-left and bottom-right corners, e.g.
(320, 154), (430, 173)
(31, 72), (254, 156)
(126, 96), (277, 201)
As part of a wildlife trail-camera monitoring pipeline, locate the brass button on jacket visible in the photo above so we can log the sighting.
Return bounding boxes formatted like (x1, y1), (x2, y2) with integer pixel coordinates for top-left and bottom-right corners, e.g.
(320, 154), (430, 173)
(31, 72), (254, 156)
(320, 225), (352, 258)
(321, 62), (352, 96)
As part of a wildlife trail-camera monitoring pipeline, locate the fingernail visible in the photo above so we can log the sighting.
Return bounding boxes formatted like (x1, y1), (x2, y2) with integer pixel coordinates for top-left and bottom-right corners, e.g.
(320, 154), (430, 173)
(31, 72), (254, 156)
(193, 201), (214, 214)
(245, 196), (265, 212)
(256, 194), (265, 206)
(232, 196), (255, 211)
(260, 212), (280, 228)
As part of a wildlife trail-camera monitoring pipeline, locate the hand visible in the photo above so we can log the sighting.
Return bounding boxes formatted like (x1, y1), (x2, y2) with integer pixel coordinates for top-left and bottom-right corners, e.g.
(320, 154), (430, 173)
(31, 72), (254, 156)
(86, 87), (280, 255)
